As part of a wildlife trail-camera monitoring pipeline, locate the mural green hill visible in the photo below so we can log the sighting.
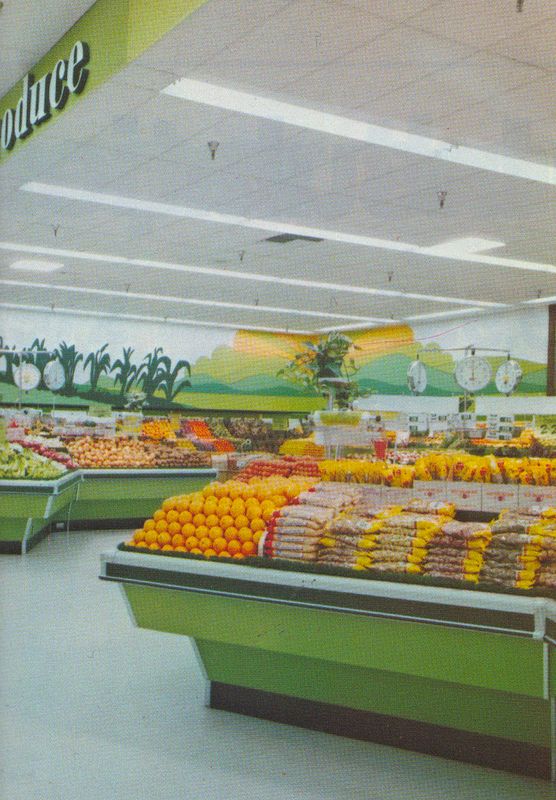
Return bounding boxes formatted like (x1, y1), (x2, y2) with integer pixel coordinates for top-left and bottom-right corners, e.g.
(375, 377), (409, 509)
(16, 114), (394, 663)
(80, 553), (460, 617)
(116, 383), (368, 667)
(0, 325), (547, 412)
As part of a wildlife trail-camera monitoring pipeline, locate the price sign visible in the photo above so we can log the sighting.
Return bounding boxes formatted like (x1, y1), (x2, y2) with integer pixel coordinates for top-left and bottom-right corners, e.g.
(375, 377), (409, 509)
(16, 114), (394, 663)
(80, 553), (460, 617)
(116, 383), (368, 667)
(429, 414), (448, 433)
(407, 413), (428, 433)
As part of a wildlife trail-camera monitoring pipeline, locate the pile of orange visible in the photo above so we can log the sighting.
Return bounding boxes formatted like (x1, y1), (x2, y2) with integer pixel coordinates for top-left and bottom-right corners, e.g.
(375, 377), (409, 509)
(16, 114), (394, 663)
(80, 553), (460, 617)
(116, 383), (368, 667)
(127, 475), (315, 559)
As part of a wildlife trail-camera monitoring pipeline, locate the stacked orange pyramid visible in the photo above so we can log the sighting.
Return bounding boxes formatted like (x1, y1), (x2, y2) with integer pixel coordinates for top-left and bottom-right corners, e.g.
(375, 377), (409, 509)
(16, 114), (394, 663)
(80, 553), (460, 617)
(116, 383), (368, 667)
(127, 476), (315, 559)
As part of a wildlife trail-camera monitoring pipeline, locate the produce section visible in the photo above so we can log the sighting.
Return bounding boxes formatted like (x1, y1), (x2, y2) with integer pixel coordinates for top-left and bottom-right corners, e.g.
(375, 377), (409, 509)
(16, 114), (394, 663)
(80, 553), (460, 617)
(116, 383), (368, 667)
(235, 455), (321, 481)
(5, 400), (556, 551)
(5, 3), (556, 796)
(318, 453), (556, 487)
(64, 436), (210, 469)
(119, 470), (556, 595)
(0, 442), (70, 479)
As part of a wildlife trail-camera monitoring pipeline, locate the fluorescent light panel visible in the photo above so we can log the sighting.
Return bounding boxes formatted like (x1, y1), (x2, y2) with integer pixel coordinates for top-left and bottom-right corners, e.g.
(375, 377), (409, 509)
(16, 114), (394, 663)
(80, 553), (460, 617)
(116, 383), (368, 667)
(162, 78), (556, 186)
(10, 259), (64, 272)
(316, 321), (388, 333)
(523, 295), (556, 305)
(321, 306), (490, 329)
(427, 238), (506, 255)
(0, 240), (501, 309)
(20, 182), (555, 278)
(0, 279), (389, 323)
(405, 308), (485, 321)
(0, 303), (312, 335)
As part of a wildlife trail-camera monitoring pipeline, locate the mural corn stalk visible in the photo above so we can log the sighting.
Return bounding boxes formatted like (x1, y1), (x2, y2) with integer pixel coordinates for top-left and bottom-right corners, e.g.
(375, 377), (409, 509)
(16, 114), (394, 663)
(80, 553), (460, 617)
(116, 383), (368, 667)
(84, 343), (111, 392)
(111, 347), (138, 397)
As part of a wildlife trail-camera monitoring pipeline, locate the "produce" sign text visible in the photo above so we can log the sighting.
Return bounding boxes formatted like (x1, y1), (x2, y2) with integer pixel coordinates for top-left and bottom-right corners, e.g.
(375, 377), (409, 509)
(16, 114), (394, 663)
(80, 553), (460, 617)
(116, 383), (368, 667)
(1, 40), (90, 152)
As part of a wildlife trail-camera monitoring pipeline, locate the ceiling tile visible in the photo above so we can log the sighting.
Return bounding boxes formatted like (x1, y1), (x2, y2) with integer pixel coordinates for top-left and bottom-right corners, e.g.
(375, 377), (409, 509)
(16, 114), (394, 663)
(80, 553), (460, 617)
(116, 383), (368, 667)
(135, 0), (295, 73)
(337, 0), (446, 23)
(409, 0), (556, 50)
(181, 1), (396, 96)
(280, 25), (478, 117)
(357, 54), (547, 134)
(489, 16), (556, 71)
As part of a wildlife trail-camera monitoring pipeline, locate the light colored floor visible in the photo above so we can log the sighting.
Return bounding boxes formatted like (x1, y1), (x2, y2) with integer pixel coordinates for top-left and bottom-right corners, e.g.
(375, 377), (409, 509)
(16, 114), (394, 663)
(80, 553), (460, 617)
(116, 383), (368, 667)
(0, 529), (553, 800)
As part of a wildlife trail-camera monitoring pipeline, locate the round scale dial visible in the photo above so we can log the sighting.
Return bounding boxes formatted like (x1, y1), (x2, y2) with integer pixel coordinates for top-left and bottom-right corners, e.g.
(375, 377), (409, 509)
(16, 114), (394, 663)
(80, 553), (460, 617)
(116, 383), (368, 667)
(454, 356), (492, 392)
(407, 359), (427, 394)
(43, 360), (66, 391)
(495, 359), (522, 395)
(13, 363), (41, 391)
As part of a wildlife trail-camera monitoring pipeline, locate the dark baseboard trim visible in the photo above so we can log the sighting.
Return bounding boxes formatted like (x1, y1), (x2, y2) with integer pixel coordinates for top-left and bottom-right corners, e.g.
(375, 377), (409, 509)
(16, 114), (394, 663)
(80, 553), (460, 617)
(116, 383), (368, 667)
(66, 518), (143, 531)
(209, 682), (550, 780)
(25, 524), (51, 552)
(0, 539), (24, 554)
(0, 523), (51, 554)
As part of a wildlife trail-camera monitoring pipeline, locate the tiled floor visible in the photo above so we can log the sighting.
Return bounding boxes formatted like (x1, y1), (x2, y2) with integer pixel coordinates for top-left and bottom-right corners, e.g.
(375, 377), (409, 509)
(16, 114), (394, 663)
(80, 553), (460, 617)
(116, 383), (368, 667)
(1, 529), (553, 800)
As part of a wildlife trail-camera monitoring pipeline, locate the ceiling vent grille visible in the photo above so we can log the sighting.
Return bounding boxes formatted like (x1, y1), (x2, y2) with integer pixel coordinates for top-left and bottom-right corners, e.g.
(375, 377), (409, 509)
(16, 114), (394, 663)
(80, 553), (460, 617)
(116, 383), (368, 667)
(263, 233), (323, 244)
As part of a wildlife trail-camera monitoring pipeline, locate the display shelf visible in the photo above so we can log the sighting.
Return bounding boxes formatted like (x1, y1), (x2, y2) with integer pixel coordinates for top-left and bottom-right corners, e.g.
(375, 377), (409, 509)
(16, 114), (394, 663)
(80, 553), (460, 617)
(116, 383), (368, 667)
(101, 550), (556, 780)
(0, 471), (82, 554)
(74, 468), (216, 477)
(0, 468), (217, 551)
(52, 467), (217, 527)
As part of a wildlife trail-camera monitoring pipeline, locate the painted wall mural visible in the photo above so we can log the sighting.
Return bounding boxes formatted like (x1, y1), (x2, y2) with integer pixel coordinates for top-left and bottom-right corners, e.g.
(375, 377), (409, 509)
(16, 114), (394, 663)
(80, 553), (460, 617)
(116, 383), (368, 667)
(0, 307), (548, 412)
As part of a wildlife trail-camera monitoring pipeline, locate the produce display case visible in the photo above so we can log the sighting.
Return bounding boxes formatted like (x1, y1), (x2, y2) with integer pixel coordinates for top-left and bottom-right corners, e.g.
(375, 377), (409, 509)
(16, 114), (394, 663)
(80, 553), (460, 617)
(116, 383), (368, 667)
(101, 549), (556, 781)
(0, 471), (82, 553)
(52, 468), (217, 529)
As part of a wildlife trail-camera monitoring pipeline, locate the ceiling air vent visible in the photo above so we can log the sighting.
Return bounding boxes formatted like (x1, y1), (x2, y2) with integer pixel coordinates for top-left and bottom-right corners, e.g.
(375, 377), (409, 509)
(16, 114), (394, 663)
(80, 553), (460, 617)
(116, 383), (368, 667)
(264, 233), (323, 244)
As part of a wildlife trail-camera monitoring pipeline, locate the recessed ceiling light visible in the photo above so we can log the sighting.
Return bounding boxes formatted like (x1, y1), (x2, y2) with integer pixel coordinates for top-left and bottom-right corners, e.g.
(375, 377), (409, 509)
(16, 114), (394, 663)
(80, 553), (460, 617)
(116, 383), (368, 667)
(10, 258), (64, 272)
(0, 239), (507, 308)
(161, 78), (556, 186)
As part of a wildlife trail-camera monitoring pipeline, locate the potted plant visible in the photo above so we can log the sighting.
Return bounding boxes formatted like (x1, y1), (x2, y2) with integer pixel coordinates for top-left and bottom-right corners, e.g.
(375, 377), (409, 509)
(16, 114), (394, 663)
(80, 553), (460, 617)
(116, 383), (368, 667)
(278, 332), (368, 410)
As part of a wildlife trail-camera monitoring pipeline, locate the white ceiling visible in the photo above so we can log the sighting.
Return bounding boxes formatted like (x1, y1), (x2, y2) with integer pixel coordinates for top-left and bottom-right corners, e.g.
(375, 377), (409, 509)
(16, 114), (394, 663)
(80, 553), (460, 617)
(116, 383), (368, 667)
(1, 0), (555, 333)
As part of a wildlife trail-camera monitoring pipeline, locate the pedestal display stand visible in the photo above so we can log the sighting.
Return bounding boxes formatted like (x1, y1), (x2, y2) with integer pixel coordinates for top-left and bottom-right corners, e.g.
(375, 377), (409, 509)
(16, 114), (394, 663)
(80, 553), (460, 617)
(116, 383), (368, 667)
(101, 550), (556, 781)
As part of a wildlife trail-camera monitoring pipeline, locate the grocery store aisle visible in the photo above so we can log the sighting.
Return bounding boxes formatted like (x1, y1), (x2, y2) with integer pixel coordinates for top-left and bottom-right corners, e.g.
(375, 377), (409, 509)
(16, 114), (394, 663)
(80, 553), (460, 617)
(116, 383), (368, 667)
(0, 531), (552, 800)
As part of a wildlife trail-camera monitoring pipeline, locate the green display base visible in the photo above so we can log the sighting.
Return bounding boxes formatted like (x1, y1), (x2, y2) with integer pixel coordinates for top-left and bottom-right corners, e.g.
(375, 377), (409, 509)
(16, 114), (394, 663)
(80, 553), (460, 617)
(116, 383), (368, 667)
(52, 469), (216, 526)
(209, 682), (550, 779)
(101, 551), (556, 780)
(0, 472), (82, 553)
(1, 469), (216, 553)
(196, 639), (548, 746)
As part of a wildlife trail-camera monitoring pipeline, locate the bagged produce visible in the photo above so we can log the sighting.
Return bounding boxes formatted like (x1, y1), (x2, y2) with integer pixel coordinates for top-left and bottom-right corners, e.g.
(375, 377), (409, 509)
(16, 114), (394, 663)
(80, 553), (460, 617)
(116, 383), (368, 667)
(421, 520), (491, 584)
(402, 498), (456, 517)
